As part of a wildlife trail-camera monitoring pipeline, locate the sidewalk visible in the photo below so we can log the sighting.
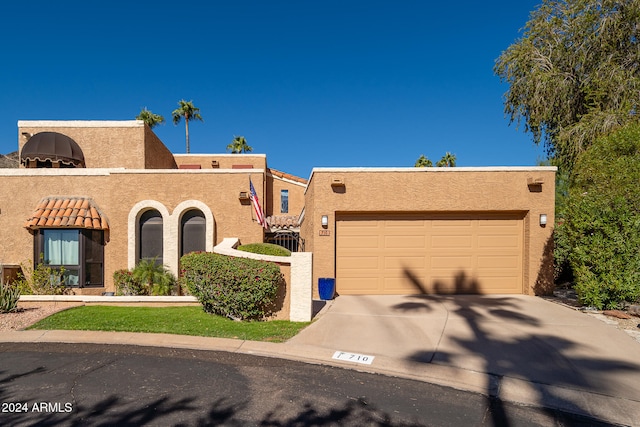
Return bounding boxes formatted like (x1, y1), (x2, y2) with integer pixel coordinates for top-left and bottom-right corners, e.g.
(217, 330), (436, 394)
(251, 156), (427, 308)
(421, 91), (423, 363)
(2, 294), (639, 426)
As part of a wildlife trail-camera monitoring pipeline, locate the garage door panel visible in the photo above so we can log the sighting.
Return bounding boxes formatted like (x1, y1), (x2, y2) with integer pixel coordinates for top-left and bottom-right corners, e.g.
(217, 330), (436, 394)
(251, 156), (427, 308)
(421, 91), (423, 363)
(477, 278), (521, 294)
(385, 256), (425, 269)
(432, 219), (473, 228)
(340, 235), (379, 248)
(385, 235), (425, 248)
(478, 255), (520, 269)
(339, 277), (382, 293)
(383, 277), (422, 292)
(478, 235), (520, 248)
(430, 255), (473, 269)
(431, 235), (473, 249)
(337, 256), (380, 269)
(337, 214), (523, 295)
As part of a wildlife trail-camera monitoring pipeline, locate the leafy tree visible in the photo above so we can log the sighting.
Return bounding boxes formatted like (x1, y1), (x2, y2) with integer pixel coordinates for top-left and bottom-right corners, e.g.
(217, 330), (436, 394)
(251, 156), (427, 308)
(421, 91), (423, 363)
(172, 100), (203, 153)
(414, 154), (432, 167)
(494, 0), (640, 171)
(560, 123), (640, 309)
(136, 108), (165, 129)
(436, 152), (456, 167)
(226, 135), (253, 154)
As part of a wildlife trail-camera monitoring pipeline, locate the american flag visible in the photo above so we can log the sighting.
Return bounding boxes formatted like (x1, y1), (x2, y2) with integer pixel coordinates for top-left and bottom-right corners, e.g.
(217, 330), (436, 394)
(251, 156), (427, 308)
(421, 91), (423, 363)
(249, 179), (268, 229)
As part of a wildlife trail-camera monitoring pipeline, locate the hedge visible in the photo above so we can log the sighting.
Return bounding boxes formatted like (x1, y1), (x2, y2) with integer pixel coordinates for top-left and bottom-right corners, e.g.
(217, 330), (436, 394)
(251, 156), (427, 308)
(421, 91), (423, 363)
(180, 252), (283, 320)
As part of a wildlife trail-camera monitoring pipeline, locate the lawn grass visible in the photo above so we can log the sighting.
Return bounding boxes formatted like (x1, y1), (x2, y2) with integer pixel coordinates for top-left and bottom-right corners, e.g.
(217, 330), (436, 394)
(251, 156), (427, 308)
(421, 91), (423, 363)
(28, 306), (310, 343)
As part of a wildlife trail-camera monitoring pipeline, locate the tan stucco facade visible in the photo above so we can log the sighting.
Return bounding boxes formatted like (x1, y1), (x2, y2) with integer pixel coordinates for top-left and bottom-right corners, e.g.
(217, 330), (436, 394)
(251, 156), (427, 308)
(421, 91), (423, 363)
(302, 167), (556, 297)
(18, 121), (176, 169)
(2, 120), (555, 302)
(2, 121), (282, 294)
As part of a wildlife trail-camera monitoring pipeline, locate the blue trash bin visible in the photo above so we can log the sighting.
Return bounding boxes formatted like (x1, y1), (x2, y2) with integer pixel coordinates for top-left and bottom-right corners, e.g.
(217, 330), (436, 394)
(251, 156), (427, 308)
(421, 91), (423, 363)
(318, 278), (336, 300)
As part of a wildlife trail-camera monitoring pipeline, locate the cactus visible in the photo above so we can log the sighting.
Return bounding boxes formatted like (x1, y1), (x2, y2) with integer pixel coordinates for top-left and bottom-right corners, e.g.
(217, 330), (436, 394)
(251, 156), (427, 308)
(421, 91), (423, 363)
(0, 282), (21, 313)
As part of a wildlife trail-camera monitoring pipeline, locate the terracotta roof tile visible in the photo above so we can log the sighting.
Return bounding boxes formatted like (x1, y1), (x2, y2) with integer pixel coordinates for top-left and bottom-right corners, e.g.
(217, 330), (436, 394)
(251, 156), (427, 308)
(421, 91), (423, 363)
(24, 197), (109, 231)
(268, 168), (308, 184)
(266, 215), (301, 230)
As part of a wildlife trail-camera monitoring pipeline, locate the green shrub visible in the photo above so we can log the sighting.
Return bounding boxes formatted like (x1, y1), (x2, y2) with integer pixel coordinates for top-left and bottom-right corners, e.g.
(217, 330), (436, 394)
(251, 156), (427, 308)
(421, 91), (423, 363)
(180, 252), (283, 320)
(562, 123), (640, 309)
(132, 259), (176, 296)
(0, 283), (20, 313)
(113, 269), (146, 296)
(237, 243), (291, 257)
(14, 260), (70, 295)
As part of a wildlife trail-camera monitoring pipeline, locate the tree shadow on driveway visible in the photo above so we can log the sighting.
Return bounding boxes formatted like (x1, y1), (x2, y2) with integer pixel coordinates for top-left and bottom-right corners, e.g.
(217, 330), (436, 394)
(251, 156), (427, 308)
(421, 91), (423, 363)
(393, 267), (640, 426)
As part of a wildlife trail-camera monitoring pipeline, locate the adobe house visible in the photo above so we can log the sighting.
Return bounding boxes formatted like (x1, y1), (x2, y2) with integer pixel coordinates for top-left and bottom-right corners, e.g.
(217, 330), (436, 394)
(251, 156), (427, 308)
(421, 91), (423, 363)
(0, 121), (306, 294)
(0, 120), (556, 300)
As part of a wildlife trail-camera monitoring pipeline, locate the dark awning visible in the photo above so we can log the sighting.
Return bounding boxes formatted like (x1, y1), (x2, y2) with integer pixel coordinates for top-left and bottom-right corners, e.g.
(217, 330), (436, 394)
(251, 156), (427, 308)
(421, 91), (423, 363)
(20, 132), (85, 167)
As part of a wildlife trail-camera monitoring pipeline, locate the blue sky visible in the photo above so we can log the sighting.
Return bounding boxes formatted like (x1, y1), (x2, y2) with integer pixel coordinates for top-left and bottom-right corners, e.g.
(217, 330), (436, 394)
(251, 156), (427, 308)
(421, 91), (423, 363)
(0, 1), (544, 179)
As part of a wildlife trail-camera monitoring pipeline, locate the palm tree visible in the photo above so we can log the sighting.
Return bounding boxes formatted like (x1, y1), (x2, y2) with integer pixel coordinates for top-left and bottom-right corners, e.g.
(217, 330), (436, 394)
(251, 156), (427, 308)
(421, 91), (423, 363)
(226, 135), (253, 153)
(172, 100), (203, 153)
(436, 152), (456, 167)
(414, 154), (433, 167)
(132, 258), (175, 296)
(136, 108), (165, 129)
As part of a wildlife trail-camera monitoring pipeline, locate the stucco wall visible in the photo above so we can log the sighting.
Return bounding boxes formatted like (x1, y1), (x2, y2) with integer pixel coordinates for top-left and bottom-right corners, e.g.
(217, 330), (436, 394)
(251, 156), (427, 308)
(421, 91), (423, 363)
(18, 121), (148, 169)
(144, 126), (178, 169)
(265, 174), (306, 217)
(302, 167), (556, 296)
(173, 154), (267, 170)
(0, 169), (268, 293)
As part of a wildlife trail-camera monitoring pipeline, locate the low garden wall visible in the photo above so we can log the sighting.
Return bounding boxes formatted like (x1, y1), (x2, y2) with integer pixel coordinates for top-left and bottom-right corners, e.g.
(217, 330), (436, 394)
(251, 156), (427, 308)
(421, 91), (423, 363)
(213, 238), (312, 322)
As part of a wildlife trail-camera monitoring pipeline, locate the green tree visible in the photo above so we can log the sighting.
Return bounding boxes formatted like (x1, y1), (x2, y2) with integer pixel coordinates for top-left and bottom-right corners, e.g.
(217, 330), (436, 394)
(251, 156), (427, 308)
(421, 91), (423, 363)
(560, 123), (640, 309)
(436, 152), (456, 167)
(172, 100), (203, 153)
(226, 135), (253, 154)
(414, 154), (432, 167)
(494, 0), (640, 171)
(136, 108), (165, 129)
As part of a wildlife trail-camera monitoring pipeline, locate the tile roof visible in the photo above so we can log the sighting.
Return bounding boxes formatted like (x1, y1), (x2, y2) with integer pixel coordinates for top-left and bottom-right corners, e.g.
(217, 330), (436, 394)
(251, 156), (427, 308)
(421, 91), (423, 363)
(268, 168), (308, 184)
(266, 215), (300, 230)
(24, 197), (109, 231)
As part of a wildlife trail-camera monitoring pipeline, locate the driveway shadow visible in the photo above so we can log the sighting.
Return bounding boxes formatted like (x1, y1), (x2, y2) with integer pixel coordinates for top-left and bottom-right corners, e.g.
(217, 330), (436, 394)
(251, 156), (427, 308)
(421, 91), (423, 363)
(393, 267), (640, 426)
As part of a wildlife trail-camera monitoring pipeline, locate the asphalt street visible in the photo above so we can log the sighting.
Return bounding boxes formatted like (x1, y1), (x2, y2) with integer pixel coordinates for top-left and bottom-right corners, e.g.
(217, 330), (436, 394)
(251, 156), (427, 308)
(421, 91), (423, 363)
(0, 342), (614, 426)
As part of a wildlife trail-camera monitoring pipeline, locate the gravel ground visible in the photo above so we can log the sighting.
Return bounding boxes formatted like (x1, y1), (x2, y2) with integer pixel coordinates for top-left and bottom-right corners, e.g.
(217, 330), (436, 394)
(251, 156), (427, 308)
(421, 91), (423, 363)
(0, 302), (83, 331)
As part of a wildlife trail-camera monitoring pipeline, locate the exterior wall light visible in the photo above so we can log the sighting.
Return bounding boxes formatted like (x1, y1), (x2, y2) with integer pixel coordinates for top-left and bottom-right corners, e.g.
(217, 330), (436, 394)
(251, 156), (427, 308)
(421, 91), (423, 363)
(321, 215), (329, 227)
(539, 214), (547, 226)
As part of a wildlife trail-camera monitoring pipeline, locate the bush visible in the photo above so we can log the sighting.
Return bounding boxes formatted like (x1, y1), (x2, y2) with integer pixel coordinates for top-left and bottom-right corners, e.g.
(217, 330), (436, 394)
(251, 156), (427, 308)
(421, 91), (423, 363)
(562, 123), (640, 309)
(114, 260), (176, 296)
(132, 259), (176, 296)
(113, 269), (146, 296)
(237, 243), (291, 257)
(0, 283), (20, 313)
(14, 260), (70, 295)
(180, 252), (283, 320)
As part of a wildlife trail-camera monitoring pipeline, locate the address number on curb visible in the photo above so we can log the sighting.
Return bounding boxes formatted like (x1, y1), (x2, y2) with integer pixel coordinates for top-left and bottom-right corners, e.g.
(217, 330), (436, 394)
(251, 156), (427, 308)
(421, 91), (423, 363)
(332, 351), (375, 365)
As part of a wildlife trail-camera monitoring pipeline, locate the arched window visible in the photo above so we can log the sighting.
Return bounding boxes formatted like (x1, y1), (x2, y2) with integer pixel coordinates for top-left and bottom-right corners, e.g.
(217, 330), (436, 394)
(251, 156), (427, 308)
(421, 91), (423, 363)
(181, 210), (206, 257)
(139, 210), (163, 264)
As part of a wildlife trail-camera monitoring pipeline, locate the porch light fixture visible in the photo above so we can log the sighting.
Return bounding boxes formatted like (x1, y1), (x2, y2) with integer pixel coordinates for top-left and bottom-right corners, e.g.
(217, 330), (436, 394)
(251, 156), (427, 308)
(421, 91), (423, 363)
(321, 215), (329, 227)
(539, 214), (547, 226)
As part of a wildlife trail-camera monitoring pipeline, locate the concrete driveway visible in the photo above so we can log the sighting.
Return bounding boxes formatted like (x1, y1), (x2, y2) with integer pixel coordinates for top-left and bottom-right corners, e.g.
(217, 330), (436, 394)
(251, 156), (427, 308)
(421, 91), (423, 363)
(2, 294), (639, 424)
(288, 294), (640, 425)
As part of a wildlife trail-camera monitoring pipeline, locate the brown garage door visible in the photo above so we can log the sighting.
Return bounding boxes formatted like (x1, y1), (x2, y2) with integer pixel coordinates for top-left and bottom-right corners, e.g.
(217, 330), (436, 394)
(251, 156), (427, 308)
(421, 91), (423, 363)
(336, 213), (524, 295)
